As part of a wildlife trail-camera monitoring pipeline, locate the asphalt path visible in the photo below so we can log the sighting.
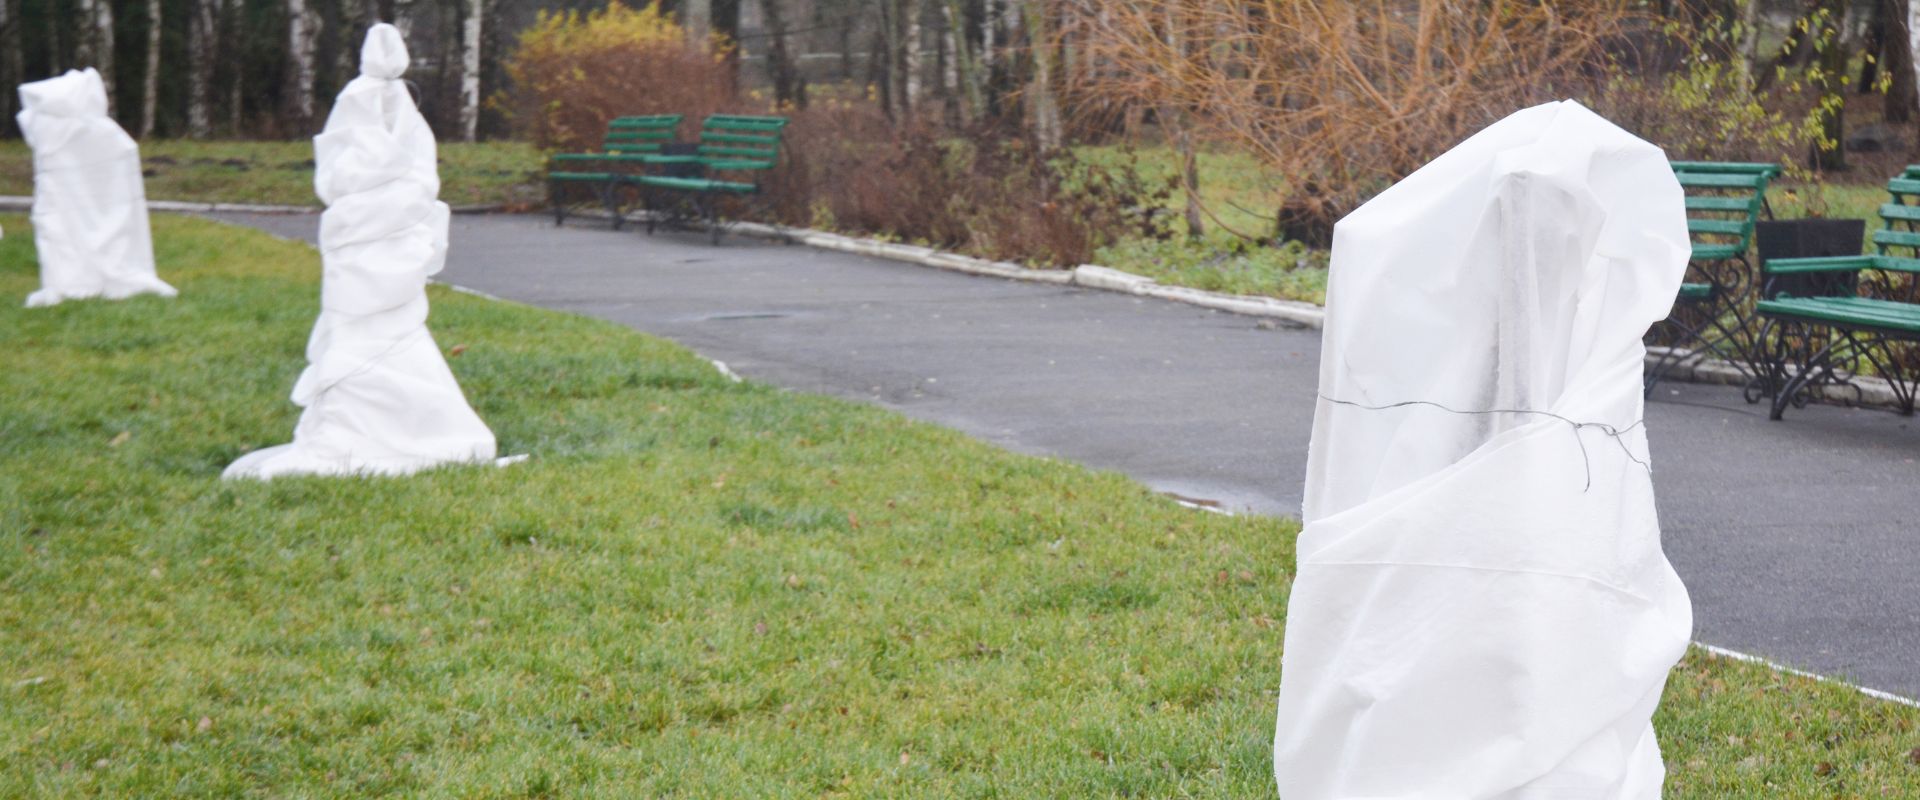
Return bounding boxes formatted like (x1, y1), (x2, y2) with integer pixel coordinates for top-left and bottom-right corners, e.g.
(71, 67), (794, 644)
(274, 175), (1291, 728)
(216, 211), (1920, 701)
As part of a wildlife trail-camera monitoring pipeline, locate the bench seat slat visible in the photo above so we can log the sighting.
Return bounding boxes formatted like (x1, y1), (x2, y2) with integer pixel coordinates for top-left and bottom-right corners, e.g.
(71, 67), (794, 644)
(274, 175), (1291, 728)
(634, 175), (757, 193)
(1675, 282), (1713, 301)
(1676, 172), (1769, 189)
(1686, 196), (1759, 212)
(1758, 296), (1920, 335)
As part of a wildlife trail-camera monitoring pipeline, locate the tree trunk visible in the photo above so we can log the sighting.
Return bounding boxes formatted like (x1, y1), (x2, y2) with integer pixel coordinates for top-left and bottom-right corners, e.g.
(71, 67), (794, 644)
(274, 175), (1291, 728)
(945, 0), (984, 123)
(902, 0), (922, 115)
(337, 0), (371, 97)
(459, 0), (483, 141)
(1165, 3), (1201, 238)
(760, 0), (806, 108)
(1861, 0), (1887, 93)
(1737, 0), (1762, 90)
(878, 0), (902, 117)
(1020, 1), (1060, 149)
(1910, 0), (1920, 149)
(683, 0), (712, 49)
(0, 0), (18, 136)
(1757, 5), (1814, 92)
(941, 4), (958, 122)
(188, 0), (221, 138)
(287, 0), (321, 134)
(870, 12), (895, 119)
(76, 0), (115, 107)
(1888, 0), (1918, 123)
(141, 0), (161, 137)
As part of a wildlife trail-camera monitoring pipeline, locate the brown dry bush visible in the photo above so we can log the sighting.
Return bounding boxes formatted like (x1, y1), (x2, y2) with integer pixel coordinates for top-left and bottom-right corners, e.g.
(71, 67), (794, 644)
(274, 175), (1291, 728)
(767, 102), (1173, 267)
(1060, 0), (1635, 246)
(495, 1), (735, 151)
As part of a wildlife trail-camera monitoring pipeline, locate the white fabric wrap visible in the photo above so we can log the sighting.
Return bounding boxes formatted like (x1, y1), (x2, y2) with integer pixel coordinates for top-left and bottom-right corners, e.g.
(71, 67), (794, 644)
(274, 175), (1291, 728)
(223, 23), (496, 480)
(1273, 101), (1694, 799)
(16, 68), (174, 308)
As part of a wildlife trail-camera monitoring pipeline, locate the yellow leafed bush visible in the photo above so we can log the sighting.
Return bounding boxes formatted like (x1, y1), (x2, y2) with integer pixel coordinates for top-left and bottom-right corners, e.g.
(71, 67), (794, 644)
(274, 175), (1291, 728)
(495, 1), (734, 151)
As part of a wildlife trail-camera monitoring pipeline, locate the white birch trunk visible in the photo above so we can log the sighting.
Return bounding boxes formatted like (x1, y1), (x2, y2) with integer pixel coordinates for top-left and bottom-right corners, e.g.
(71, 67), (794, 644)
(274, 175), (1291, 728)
(287, 0), (321, 129)
(942, 4), (959, 119)
(188, 0), (220, 138)
(1736, 0), (1761, 90)
(75, 0), (115, 107)
(141, 0), (160, 136)
(393, 0), (416, 41)
(1910, 3), (1920, 114)
(903, 0), (922, 112)
(982, 0), (996, 70)
(459, 0), (482, 141)
(683, 0), (711, 49)
(1020, 0), (1059, 149)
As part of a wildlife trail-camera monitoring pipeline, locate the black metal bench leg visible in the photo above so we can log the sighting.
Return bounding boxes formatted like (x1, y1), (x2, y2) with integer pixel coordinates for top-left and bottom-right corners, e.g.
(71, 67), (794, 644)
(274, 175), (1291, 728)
(550, 180), (567, 227)
(1769, 325), (1842, 420)
(602, 181), (625, 231)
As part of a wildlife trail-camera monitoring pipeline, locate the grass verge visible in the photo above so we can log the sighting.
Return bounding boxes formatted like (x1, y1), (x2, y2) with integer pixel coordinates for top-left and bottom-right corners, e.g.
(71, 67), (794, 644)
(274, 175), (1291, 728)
(0, 140), (545, 209)
(2, 216), (1919, 797)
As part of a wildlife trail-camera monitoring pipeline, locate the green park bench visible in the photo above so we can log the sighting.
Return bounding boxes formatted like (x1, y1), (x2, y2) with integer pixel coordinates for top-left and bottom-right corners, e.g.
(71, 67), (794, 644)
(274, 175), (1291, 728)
(628, 114), (789, 244)
(1644, 160), (1780, 392)
(546, 114), (684, 229)
(1750, 169), (1920, 418)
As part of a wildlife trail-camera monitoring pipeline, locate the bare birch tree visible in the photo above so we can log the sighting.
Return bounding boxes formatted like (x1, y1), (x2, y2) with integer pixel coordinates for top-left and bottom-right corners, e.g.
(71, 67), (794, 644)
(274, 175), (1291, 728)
(459, 0), (484, 141)
(141, 0), (161, 136)
(188, 0), (222, 137)
(287, 0), (321, 132)
(902, 0), (922, 112)
(75, 0), (115, 105)
(1020, 0), (1060, 149)
(683, 0), (712, 48)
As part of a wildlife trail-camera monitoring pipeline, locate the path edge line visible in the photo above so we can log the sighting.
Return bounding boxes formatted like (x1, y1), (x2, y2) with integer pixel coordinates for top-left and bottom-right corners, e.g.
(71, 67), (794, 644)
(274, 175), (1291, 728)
(1695, 642), (1919, 708)
(725, 220), (1329, 329)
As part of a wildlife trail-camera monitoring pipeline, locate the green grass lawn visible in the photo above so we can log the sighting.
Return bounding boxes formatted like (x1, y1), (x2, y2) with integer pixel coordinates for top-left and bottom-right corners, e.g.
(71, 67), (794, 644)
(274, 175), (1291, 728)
(0, 140), (546, 209)
(2, 215), (1918, 796)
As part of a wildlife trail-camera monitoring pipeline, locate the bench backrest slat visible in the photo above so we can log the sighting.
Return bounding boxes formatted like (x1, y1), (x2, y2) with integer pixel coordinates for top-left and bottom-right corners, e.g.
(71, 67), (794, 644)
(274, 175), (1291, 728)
(1669, 161), (1782, 178)
(599, 114), (683, 154)
(1873, 228), (1920, 249)
(1871, 168), (1920, 261)
(695, 114), (789, 170)
(1670, 160), (1777, 257)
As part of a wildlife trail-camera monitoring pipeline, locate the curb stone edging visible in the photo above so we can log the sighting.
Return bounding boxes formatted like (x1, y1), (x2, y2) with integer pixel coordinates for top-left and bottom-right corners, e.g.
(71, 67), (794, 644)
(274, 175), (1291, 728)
(729, 219), (1323, 325)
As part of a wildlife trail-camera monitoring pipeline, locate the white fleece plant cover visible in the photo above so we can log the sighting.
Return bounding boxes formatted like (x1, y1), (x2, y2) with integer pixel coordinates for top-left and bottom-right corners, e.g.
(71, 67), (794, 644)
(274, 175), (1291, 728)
(1273, 100), (1694, 799)
(223, 23), (496, 480)
(17, 68), (173, 307)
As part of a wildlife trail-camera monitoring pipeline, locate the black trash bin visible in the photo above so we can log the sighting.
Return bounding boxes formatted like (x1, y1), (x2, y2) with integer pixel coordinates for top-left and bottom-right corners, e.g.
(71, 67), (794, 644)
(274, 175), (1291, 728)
(1755, 218), (1866, 299)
